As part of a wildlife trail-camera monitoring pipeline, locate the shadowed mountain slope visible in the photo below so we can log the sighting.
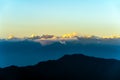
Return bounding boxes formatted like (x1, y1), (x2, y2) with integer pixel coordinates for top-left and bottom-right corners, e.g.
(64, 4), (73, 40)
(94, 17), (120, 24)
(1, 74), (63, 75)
(0, 54), (120, 80)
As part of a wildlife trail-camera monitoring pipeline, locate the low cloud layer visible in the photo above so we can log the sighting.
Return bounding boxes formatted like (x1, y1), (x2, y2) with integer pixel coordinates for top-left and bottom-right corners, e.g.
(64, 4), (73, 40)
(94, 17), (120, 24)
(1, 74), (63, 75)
(4, 32), (120, 41)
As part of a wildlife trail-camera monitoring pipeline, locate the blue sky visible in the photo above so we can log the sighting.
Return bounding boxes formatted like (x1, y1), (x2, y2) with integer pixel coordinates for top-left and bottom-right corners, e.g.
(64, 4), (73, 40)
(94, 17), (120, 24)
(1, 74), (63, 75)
(0, 0), (120, 38)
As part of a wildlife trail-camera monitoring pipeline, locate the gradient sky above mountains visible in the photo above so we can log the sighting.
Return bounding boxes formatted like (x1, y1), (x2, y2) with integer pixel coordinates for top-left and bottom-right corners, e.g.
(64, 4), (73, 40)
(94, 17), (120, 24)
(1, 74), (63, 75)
(0, 0), (120, 38)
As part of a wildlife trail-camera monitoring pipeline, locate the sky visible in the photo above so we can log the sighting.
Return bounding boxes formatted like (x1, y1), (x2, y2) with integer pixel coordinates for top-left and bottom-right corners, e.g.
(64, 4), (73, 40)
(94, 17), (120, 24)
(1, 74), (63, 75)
(0, 0), (120, 38)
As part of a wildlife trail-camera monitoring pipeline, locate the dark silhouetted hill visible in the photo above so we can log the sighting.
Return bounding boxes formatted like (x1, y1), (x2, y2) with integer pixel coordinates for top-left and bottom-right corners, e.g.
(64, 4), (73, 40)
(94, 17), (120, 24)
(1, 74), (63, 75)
(0, 54), (120, 80)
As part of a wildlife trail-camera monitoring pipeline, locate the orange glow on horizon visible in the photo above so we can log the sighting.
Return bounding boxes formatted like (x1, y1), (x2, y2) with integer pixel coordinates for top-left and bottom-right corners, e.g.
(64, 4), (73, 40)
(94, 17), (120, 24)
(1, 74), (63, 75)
(62, 32), (78, 38)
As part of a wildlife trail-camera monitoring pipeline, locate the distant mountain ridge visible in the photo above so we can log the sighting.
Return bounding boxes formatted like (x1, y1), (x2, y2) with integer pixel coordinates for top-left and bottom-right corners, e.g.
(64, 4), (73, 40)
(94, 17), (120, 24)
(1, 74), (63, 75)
(0, 54), (120, 80)
(0, 39), (120, 67)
